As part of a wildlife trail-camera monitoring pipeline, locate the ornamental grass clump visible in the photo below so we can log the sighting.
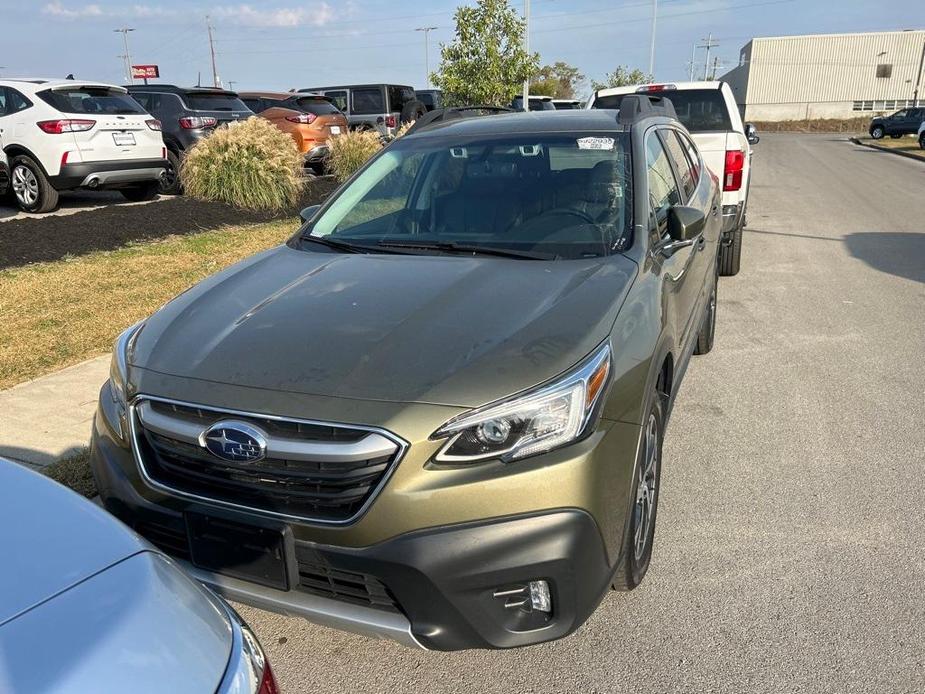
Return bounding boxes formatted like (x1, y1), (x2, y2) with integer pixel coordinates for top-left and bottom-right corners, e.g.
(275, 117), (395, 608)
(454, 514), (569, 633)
(180, 116), (303, 211)
(326, 129), (383, 182)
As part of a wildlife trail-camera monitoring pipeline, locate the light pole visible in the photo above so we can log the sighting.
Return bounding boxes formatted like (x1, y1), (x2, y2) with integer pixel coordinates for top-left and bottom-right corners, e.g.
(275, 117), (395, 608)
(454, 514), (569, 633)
(648, 0), (658, 77)
(522, 0), (530, 110)
(415, 26), (437, 88)
(113, 27), (135, 83)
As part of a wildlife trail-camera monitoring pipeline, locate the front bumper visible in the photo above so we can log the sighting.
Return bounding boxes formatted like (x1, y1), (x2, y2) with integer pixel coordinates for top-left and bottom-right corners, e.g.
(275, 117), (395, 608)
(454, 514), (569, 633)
(50, 158), (167, 190)
(91, 380), (638, 650)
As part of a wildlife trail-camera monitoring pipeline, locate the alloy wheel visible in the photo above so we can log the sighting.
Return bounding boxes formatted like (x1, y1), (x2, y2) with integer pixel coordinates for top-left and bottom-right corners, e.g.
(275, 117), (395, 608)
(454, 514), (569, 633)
(11, 165), (39, 207)
(633, 412), (659, 561)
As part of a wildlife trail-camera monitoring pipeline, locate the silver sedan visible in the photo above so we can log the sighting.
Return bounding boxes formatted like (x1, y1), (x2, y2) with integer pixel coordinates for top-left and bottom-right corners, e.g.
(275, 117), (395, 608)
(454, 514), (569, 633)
(0, 459), (279, 694)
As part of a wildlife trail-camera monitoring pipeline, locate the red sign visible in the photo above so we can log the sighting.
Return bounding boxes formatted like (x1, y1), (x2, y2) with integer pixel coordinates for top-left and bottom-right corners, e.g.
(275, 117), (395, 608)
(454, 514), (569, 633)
(131, 65), (159, 79)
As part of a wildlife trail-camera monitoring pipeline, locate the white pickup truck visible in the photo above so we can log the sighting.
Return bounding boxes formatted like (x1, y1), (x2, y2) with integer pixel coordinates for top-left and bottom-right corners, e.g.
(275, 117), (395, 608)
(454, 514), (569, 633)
(587, 81), (757, 276)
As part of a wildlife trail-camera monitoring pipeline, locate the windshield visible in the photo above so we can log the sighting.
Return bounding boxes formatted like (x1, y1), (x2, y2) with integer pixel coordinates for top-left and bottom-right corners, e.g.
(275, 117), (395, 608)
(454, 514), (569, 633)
(38, 87), (146, 115)
(594, 89), (732, 132)
(293, 96), (340, 115)
(303, 132), (632, 259)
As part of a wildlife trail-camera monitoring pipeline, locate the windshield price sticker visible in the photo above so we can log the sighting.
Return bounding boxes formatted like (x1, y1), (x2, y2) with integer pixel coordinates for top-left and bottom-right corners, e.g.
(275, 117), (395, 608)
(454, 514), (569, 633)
(577, 137), (615, 151)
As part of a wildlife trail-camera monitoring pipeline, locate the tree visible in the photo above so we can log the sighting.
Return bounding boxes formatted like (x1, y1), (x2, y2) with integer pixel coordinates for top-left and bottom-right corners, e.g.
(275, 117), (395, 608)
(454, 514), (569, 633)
(431, 0), (540, 107)
(531, 61), (585, 99)
(591, 66), (653, 92)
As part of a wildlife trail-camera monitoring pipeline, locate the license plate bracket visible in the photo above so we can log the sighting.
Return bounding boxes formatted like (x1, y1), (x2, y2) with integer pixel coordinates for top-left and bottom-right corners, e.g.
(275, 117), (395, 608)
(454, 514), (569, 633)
(112, 132), (136, 147)
(186, 513), (289, 590)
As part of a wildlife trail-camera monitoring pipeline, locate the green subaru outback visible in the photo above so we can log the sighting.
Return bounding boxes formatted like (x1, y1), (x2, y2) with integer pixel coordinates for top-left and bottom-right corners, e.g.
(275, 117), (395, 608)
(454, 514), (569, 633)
(91, 96), (721, 651)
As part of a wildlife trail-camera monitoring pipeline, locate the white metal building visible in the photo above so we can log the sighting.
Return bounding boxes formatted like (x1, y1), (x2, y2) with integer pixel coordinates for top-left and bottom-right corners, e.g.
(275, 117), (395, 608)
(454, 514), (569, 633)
(721, 30), (925, 121)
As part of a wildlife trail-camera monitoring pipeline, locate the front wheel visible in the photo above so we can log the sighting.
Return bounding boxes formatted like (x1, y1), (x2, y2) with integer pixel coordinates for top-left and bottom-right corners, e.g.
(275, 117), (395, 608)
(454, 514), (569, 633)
(120, 181), (159, 202)
(10, 156), (59, 213)
(611, 393), (664, 591)
(870, 126), (885, 139)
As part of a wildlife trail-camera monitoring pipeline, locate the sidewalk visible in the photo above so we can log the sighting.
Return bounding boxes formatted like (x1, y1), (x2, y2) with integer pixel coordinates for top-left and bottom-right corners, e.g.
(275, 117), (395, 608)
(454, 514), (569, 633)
(0, 356), (109, 468)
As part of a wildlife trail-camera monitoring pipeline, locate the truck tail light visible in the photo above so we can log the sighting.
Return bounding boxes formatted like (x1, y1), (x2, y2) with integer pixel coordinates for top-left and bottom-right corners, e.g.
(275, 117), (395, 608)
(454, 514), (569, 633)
(178, 116), (218, 129)
(286, 112), (317, 124)
(37, 119), (96, 134)
(385, 115), (397, 128)
(723, 150), (745, 191)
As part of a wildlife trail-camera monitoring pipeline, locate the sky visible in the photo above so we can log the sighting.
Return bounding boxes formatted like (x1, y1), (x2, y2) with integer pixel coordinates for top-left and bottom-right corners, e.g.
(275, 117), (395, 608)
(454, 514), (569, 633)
(0, 0), (922, 95)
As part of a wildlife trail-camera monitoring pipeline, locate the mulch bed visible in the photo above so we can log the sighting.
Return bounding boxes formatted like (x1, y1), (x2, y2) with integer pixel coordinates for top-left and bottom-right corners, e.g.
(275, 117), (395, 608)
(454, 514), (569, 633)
(0, 177), (339, 270)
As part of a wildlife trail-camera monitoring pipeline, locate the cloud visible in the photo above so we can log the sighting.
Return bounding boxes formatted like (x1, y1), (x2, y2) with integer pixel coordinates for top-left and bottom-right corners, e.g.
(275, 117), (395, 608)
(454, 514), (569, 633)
(211, 3), (335, 27)
(42, 1), (105, 18)
(40, 2), (334, 25)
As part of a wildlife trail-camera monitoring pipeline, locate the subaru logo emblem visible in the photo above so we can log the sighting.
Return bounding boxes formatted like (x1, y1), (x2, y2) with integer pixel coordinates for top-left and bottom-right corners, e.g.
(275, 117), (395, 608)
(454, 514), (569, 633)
(200, 420), (268, 464)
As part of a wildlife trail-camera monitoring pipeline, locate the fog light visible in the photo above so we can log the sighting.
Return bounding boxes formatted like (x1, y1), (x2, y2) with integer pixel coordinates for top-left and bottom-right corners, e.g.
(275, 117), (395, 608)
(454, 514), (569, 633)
(529, 580), (551, 613)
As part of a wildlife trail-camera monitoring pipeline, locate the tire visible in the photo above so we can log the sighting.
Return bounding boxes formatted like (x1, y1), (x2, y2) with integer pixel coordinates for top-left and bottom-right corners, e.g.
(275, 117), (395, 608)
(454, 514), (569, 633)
(158, 149), (182, 195)
(890, 133), (902, 139)
(120, 181), (159, 202)
(10, 156), (59, 213)
(400, 99), (427, 124)
(718, 224), (742, 276)
(611, 390), (665, 591)
(870, 125), (885, 139)
(919, 133), (925, 150)
(694, 274), (717, 355)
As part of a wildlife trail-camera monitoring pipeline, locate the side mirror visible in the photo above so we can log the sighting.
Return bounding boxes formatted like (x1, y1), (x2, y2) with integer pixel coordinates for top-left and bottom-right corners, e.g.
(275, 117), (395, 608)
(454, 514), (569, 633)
(667, 205), (706, 242)
(300, 204), (321, 224)
(745, 122), (760, 145)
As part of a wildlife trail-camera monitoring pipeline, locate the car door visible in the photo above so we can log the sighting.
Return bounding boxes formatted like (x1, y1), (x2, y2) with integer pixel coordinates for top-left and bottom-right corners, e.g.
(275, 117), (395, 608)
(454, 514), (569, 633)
(644, 127), (698, 352)
(660, 128), (714, 339)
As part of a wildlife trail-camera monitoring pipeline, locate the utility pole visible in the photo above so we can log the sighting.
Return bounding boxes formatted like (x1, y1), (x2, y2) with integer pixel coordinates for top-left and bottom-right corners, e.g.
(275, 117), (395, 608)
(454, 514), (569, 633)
(207, 16), (220, 88)
(687, 43), (696, 81)
(227, 80), (236, 91)
(415, 27), (438, 88)
(710, 56), (721, 80)
(699, 33), (719, 81)
(913, 37), (925, 107)
(522, 0), (530, 110)
(113, 27), (135, 83)
(648, 0), (658, 77)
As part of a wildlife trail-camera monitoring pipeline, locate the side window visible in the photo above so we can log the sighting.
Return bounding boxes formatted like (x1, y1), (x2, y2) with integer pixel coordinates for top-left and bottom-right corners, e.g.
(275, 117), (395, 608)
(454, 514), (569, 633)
(352, 88), (385, 115)
(0, 88), (8, 116)
(8, 89), (32, 113)
(661, 130), (696, 200)
(645, 132), (681, 240)
(241, 98), (262, 113)
(325, 90), (348, 113)
(677, 132), (701, 186)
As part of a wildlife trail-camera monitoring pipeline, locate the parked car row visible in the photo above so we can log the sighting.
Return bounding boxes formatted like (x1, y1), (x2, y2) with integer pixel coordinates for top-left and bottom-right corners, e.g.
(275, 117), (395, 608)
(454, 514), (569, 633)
(1, 77), (433, 212)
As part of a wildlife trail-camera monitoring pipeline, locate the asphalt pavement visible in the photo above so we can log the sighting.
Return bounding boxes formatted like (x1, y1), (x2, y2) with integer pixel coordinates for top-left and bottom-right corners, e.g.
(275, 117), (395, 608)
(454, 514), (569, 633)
(238, 133), (925, 694)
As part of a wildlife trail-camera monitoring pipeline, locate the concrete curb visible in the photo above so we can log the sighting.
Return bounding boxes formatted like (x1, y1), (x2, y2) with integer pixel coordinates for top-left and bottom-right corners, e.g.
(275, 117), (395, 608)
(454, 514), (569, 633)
(850, 137), (925, 163)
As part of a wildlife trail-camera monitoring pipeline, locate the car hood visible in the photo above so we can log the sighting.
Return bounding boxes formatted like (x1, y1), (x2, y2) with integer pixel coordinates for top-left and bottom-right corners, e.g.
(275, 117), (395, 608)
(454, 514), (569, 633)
(0, 460), (147, 626)
(131, 246), (637, 407)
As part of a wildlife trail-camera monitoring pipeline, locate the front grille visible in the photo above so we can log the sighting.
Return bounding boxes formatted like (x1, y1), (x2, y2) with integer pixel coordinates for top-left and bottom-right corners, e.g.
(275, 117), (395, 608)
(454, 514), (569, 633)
(133, 518), (401, 613)
(296, 559), (399, 612)
(132, 397), (404, 523)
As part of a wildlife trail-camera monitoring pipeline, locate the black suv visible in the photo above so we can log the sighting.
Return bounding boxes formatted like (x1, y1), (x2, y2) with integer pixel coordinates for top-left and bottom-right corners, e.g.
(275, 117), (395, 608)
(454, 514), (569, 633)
(126, 85), (253, 194)
(869, 107), (925, 139)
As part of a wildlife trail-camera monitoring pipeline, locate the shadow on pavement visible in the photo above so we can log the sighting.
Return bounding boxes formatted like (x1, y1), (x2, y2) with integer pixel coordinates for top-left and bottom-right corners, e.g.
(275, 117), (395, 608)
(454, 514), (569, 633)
(844, 232), (925, 284)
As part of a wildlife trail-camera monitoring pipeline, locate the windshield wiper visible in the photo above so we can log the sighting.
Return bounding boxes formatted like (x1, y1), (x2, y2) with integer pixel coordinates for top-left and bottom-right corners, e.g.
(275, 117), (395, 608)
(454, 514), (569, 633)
(299, 235), (368, 254)
(376, 240), (554, 260)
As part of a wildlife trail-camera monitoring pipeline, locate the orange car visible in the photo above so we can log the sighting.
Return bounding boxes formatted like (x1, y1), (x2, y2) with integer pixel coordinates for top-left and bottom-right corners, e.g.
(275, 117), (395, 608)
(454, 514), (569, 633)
(238, 91), (348, 171)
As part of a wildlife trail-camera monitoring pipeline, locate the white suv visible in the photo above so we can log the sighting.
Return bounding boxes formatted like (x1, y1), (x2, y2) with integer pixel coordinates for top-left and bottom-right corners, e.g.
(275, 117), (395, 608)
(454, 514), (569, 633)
(0, 79), (167, 213)
(587, 81), (755, 276)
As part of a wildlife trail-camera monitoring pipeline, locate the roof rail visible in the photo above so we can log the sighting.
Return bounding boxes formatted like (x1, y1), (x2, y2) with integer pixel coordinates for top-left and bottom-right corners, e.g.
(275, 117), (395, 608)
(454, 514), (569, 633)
(616, 94), (677, 125)
(405, 106), (513, 135)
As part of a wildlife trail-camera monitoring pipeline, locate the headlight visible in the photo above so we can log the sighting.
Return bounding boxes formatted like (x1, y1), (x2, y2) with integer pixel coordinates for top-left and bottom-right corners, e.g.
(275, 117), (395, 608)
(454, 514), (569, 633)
(109, 322), (144, 406)
(432, 343), (611, 463)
